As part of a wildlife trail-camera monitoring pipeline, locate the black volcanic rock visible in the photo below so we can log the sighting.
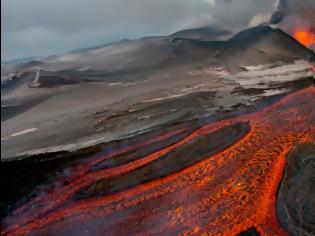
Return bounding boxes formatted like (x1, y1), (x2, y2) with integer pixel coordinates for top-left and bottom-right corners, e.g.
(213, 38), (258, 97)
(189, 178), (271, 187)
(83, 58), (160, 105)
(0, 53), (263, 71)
(74, 122), (250, 200)
(237, 227), (260, 236)
(277, 143), (315, 236)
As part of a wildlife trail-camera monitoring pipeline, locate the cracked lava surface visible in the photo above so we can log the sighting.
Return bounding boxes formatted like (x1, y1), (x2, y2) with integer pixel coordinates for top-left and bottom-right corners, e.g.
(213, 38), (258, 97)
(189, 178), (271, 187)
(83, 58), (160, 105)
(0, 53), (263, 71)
(2, 86), (315, 236)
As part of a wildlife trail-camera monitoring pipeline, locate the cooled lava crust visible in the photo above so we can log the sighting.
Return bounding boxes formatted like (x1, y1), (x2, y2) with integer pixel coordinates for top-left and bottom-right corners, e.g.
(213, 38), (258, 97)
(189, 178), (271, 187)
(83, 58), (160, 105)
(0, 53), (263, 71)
(1, 86), (315, 236)
(277, 143), (315, 236)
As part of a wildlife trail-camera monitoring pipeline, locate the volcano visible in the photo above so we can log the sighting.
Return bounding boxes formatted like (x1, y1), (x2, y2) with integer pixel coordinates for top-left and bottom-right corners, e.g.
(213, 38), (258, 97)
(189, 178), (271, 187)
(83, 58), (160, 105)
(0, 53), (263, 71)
(1, 24), (315, 236)
(1, 25), (314, 159)
(2, 25), (313, 76)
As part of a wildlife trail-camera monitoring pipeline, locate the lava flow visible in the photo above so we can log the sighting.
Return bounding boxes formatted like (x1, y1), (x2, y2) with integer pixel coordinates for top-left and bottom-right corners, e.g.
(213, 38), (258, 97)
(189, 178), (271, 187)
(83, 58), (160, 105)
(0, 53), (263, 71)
(2, 87), (315, 236)
(294, 30), (315, 49)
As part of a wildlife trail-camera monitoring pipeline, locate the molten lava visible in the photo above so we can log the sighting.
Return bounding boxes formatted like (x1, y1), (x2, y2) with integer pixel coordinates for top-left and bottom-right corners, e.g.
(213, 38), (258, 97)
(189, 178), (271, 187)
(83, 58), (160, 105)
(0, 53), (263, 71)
(294, 30), (315, 49)
(2, 87), (315, 236)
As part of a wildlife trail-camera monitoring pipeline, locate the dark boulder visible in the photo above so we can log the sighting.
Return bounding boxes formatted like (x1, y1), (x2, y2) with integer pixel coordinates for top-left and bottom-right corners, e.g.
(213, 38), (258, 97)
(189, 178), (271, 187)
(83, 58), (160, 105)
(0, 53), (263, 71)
(277, 143), (315, 236)
(237, 227), (260, 236)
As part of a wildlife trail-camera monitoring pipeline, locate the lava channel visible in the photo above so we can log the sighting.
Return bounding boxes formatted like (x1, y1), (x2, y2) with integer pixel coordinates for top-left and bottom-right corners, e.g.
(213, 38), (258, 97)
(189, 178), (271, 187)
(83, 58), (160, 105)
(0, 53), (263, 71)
(2, 86), (314, 236)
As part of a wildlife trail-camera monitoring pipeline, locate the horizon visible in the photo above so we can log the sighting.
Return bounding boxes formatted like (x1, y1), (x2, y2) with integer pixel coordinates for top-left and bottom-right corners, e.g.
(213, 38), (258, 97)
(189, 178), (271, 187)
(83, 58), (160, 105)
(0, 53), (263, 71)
(2, 0), (278, 61)
(2, 23), (313, 65)
(0, 24), (248, 64)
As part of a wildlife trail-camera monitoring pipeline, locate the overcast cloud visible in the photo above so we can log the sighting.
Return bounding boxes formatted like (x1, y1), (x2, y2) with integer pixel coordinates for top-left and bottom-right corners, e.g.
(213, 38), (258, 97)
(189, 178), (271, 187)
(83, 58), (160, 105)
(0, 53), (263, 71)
(1, 0), (276, 61)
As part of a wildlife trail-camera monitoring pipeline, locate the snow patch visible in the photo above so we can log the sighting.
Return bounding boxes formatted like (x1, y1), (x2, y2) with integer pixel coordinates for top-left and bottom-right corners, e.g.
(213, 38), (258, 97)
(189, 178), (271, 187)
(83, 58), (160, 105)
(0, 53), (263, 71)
(11, 128), (38, 137)
(234, 60), (313, 86)
(142, 93), (186, 103)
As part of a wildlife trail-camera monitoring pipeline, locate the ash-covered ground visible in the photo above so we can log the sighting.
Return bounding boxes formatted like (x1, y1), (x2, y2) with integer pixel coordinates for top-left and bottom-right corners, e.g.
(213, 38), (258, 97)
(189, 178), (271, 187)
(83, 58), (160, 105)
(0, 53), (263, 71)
(1, 25), (314, 159)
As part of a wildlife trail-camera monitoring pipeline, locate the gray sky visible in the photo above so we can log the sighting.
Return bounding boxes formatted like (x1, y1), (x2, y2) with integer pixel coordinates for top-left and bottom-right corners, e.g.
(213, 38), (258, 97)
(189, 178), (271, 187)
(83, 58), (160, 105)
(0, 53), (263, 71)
(1, 0), (276, 61)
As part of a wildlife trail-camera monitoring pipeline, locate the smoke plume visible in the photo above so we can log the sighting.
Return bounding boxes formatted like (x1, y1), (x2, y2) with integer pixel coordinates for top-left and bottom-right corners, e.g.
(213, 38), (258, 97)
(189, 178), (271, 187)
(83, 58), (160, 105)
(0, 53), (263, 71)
(271, 0), (315, 51)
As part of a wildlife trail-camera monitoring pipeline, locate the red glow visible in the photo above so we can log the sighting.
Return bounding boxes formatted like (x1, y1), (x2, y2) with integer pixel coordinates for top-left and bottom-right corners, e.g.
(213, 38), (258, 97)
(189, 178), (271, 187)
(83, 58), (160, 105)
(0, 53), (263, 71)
(2, 87), (315, 236)
(294, 30), (315, 48)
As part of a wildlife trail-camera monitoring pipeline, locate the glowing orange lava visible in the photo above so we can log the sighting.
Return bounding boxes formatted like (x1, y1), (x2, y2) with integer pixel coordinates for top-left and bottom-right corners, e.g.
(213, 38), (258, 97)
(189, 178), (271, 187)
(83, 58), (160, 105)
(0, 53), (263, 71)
(294, 30), (315, 48)
(1, 87), (315, 236)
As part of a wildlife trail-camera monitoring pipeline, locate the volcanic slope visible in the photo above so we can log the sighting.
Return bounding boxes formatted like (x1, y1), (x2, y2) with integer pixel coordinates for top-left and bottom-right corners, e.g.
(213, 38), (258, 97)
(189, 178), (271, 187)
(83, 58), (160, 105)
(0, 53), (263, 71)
(169, 26), (231, 41)
(1, 25), (314, 159)
(2, 25), (314, 77)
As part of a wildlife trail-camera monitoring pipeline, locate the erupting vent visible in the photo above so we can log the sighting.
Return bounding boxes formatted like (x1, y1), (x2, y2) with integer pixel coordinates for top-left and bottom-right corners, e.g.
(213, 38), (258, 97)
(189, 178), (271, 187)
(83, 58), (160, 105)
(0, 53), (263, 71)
(294, 30), (315, 50)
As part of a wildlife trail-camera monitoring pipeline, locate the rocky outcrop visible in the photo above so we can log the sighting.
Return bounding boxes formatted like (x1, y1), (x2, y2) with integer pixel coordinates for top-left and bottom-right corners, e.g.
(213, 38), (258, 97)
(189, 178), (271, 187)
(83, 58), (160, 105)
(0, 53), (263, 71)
(277, 143), (315, 236)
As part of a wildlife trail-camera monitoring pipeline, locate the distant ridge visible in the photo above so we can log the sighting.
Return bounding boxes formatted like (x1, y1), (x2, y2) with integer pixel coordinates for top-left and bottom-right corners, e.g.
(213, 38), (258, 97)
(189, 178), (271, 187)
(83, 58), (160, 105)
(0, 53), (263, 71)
(2, 25), (314, 77)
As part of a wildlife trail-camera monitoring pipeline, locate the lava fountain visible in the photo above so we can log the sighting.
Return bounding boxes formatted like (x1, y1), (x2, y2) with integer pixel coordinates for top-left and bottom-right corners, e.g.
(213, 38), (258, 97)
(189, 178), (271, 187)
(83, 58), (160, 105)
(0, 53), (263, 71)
(294, 29), (315, 50)
(1, 87), (315, 236)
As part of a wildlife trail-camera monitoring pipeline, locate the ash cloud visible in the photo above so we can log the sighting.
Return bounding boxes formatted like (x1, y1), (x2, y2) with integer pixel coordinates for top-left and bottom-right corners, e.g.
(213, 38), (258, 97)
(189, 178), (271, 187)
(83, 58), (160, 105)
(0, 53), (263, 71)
(270, 0), (315, 51)
(271, 0), (315, 32)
